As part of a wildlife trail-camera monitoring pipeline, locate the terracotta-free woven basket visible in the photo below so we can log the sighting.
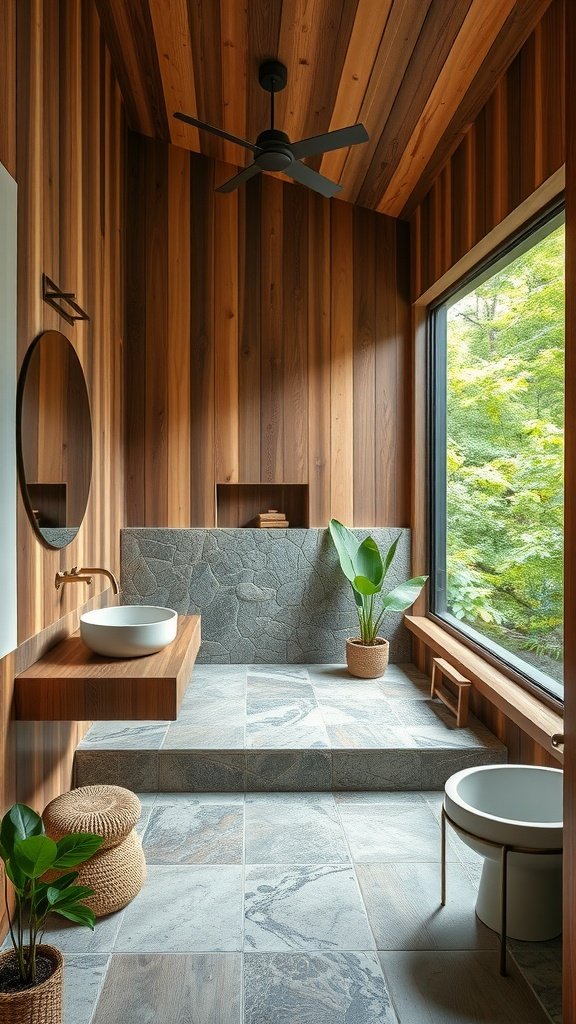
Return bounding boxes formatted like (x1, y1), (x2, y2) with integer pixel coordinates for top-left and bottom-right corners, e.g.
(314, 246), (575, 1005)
(346, 637), (390, 679)
(0, 945), (63, 1024)
(70, 828), (146, 917)
(43, 785), (141, 850)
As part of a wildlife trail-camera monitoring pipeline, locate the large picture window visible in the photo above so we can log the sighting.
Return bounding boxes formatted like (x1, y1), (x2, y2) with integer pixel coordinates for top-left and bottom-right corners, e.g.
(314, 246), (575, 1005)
(431, 210), (565, 700)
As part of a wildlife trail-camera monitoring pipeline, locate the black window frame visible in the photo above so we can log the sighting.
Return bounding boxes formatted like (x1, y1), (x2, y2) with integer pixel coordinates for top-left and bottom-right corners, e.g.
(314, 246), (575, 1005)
(429, 203), (565, 705)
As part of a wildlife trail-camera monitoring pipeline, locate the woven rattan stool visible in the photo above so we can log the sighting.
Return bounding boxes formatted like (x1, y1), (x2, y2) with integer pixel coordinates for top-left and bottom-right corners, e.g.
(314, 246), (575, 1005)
(43, 785), (146, 917)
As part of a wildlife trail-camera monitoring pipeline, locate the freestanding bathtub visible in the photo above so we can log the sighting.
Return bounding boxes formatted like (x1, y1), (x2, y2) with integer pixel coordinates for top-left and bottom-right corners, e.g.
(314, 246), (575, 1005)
(444, 764), (563, 943)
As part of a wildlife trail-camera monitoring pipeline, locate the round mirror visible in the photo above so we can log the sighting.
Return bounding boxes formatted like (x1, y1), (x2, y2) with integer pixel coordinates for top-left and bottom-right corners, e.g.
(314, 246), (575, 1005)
(17, 331), (92, 549)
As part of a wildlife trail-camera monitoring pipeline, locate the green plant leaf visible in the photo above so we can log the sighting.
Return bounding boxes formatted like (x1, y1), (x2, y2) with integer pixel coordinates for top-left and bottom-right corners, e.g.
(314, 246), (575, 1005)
(47, 884), (94, 907)
(381, 535), (400, 581)
(381, 576), (428, 613)
(353, 575), (381, 596)
(43, 870), (78, 891)
(329, 519), (359, 584)
(54, 904), (96, 929)
(14, 835), (57, 879)
(52, 833), (104, 868)
(4, 857), (27, 892)
(0, 804), (43, 857)
(355, 537), (383, 588)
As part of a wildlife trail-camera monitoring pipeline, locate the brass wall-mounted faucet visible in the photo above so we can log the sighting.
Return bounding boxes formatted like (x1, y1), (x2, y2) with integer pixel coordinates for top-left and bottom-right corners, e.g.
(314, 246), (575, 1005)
(55, 565), (120, 595)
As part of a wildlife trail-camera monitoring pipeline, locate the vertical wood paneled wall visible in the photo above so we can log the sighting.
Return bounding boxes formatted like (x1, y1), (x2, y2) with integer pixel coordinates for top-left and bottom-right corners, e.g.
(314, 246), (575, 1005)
(125, 135), (411, 530)
(411, 0), (565, 301)
(409, 0), (565, 767)
(0, 0), (125, 909)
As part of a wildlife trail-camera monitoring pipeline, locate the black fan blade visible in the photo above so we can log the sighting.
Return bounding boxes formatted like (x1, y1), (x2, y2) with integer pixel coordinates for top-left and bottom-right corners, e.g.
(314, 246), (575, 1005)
(173, 112), (261, 154)
(215, 163), (262, 193)
(290, 123), (369, 160)
(284, 160), (342, 198)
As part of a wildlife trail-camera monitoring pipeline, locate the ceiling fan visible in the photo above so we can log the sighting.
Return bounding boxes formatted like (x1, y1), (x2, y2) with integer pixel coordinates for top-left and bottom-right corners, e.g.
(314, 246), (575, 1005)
(174, 60), (369, 198)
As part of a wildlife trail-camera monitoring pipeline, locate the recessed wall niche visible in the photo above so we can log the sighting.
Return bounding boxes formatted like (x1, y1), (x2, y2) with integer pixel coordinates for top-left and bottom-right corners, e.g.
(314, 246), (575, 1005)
(216, 484), (309, 528)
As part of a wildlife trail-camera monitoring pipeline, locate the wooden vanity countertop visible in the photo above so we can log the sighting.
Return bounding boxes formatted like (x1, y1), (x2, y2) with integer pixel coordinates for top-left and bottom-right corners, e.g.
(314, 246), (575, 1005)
(14, 614), (201, 721)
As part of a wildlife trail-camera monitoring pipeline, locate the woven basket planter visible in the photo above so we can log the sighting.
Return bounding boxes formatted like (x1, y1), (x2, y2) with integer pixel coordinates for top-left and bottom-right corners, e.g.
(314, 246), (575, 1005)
(346, 637), (390, 679)
(0, 945), (63, 1024)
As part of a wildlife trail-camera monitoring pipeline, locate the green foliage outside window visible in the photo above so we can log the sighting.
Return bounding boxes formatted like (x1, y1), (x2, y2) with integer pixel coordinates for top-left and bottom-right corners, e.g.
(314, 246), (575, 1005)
(445, 222), (564, 685)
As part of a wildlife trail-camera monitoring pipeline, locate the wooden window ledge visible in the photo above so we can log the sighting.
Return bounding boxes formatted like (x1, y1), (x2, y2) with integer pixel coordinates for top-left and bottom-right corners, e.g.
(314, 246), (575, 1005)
(405, 616), (563, 763)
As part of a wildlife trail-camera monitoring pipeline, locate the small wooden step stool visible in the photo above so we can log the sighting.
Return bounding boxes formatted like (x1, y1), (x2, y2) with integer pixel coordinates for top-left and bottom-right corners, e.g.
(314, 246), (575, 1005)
(430, 657), (472, 727)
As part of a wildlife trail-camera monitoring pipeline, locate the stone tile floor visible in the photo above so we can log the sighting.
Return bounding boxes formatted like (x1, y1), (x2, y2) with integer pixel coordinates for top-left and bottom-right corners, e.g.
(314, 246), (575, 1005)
(75, 664), (506, 792)
(35, 790), (559, 1023)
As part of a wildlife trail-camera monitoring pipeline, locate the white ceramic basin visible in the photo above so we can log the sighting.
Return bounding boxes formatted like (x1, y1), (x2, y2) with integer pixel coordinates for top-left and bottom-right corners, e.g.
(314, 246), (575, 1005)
(80, 605), (178, 658)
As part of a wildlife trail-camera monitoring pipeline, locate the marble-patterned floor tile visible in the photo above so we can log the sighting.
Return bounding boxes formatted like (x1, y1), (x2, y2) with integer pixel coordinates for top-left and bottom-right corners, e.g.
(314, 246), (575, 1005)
(175, 696), (246, 727)
(335, 792), (427, 806)
(378, 950), (551, 1023)
(317, 701), (402, 728)
(245, 793), (349, 864)
(310, 678), (390, 701)
(135, 801), (154, 838)
(64, 954), (109, 1024)
(508, 939), (562, 1024)
(78, 721), (169, 749)
(248, 665), (311, 682)
(162, 722), (246, 749)
(42, 909), (125, 954)
(326, 725), (412, 749)
(247, 680), (318, 703)
(405, 725), (499, 749)
(246, 751), (332, 791)
(357, 862), (497, 950)
(384, 699), (458, 728)
(332, 750), (422, 791)
(181, 683), (247, 707)
(91, 953), (242, 1024)
(158, 751), (246, 791)
(115, 865), (243, 951)
(244, 951), (398, 1024)
(246, 698), (329, 749)
(244, 864), (375, 951)
(143, 801), (243, 863)
(338, 801), (458, 862)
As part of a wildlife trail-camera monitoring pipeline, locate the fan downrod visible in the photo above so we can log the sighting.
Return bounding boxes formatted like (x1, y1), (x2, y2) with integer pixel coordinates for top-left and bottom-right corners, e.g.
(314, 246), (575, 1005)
(259, 60), (288, 94)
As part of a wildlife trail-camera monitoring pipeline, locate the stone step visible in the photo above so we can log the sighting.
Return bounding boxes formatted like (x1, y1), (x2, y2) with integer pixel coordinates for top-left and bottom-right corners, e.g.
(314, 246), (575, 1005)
(73, 663), (506, 792)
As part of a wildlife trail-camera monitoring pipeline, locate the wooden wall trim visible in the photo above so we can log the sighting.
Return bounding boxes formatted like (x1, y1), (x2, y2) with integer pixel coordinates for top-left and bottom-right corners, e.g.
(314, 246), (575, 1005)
(413, 166), (565, 306)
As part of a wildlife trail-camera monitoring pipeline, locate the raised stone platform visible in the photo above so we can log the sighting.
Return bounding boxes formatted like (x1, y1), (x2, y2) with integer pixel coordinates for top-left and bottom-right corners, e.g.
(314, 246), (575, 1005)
(74, 664), (506, 792)
(120, 528), (412, 664)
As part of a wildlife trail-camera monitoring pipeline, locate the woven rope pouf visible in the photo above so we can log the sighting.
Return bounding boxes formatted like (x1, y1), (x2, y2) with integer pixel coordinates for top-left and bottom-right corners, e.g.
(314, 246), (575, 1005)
(43, 785), (146, 917)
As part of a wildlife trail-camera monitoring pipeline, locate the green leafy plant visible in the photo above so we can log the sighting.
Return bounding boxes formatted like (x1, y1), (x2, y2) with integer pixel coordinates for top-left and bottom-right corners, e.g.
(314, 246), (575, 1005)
(329, 519), (428, 645)
(0, 803), (103, 985)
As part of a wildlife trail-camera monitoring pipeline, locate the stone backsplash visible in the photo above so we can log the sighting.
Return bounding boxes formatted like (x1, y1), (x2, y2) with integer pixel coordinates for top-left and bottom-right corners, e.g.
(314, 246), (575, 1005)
(120, 528), (412, 664)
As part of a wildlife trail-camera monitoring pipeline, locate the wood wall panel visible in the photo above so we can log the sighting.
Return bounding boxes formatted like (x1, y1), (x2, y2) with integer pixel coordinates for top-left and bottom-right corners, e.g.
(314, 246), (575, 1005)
(0, 0), (125, 936)
(126, 139), (411, 529)
(412, 0), (565, 298)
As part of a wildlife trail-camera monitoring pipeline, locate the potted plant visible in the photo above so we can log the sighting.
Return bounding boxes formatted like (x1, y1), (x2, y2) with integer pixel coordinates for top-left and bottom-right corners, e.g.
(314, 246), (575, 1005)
(329, 519), (428, 678)
(0, 802), (103, 1024)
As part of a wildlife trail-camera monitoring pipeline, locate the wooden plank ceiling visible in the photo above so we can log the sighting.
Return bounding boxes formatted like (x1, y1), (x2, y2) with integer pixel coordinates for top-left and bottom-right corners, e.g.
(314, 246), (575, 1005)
(96, 0), (552, 218)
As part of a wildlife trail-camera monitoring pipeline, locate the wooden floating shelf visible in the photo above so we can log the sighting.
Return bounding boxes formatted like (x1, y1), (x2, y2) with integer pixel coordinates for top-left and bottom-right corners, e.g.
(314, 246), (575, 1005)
(14, 615), (201, 722)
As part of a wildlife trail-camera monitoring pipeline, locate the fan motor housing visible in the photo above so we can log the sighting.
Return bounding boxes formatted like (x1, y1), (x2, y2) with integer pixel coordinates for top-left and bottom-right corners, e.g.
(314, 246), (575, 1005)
(255, 130), (293, 171)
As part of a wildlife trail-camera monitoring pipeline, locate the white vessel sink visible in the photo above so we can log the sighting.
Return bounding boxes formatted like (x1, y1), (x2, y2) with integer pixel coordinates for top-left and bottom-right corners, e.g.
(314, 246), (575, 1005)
(80, 605), (178, 658)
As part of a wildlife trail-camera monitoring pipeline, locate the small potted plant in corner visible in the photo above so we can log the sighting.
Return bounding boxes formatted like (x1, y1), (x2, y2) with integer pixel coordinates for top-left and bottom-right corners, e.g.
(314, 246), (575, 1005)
(0, 803), (103, 1024)
(329, 519), (428, 679)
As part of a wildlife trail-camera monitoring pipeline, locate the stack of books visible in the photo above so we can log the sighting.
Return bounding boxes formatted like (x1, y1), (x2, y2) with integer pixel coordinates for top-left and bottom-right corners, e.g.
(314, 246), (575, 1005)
(251, 509), (289, 528)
